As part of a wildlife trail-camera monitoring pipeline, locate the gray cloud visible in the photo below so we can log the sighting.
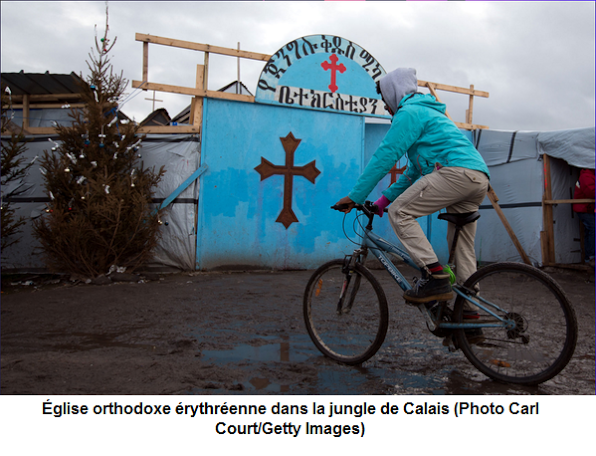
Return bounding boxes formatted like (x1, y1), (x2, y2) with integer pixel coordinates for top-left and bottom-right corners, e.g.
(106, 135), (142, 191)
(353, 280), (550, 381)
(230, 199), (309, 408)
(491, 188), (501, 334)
(1, 1), (593, 131)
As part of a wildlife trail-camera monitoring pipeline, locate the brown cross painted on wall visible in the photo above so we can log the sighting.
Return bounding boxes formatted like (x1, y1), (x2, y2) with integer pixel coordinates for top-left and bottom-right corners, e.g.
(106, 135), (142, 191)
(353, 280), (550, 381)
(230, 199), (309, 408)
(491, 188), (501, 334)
(389, 164), (407, 185)
(254, 132), (321, 229)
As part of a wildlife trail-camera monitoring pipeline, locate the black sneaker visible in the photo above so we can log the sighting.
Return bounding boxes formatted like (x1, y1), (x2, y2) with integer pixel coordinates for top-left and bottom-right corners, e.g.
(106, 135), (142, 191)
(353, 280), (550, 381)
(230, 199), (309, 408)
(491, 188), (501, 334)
(404, 272), (454, 304)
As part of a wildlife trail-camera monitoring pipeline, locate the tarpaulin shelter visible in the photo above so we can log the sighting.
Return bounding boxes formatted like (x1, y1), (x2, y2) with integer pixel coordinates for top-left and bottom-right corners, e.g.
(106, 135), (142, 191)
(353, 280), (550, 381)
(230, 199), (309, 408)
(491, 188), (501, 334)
(471, 127), (595, 266)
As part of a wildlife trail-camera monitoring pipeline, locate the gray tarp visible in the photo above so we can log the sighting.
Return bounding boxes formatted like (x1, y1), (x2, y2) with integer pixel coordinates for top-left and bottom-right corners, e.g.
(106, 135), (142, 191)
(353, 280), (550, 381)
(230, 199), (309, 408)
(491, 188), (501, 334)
(537, 127), (596, 169)
(474, 127), (595, 265)
(1, 134), (200, 272)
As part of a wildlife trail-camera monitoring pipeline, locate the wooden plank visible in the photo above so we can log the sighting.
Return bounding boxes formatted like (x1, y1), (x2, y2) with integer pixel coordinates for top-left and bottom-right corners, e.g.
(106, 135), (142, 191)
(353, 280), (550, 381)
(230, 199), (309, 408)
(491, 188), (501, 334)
(424, 82), (453, 120)
(131, 80), (255, 103)
(135, 33), (271, 62)
(418, 79), (489, 98)
(22, 94), (29, 130)
(132, 80), (201, 96)
(23, 127), (57, 135)
(13, 103), (86, 109)
(453, 121), (489, 131)
(543, 154), (556, 263)
(13, 93), (83, 102)
(467, 84), (474, 125)
(204, 52), (209, 90)
(138, 125), (200, 134)
(540, 231), (549, 265)
(190, 65), (204, 127)
(142, 42), (149, 86)
(487, 186), (532, 265)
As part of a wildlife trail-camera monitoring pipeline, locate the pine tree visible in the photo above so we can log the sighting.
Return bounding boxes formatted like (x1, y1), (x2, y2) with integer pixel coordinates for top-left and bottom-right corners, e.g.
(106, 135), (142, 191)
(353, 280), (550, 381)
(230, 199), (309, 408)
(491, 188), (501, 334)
(1, 85), (32, 252)
(33, 12), (165, 278)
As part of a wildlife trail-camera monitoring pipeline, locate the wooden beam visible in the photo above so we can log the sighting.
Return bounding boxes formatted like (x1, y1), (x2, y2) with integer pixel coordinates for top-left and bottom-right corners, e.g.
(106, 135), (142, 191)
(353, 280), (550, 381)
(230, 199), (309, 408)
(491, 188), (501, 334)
(542, 154), (556, 264)
(131, 80), (255, 103)
(423, 82), (453, 121)
(135, 33), (271, 62)
(204, 52), (209, 90)
(453, 121), (489, 131)
(418, 79), (489, 98)
(23, 127), (57, 135)
(487, 186), (532, 265)
(22, 94), (29, 130)
(190, 64), (204, 127)
(137, 125), (200, 134)
(12, 93), (83, 102)
(466, 84), (475, 125)
(13, 103), (86, 109)
(142, 41), (149, 87)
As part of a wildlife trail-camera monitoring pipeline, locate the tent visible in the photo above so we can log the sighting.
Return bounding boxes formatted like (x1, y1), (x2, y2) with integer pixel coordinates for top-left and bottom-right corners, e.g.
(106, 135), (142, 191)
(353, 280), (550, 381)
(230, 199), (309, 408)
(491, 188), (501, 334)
(471, 127), (595, 266)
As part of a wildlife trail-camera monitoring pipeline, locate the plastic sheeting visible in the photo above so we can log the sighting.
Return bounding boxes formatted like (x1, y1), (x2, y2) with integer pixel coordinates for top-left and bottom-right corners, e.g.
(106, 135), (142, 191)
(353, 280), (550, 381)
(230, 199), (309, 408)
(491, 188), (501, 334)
(474, 127), (594, 265)
(1, 134), (200, 272)
(537, 127), (595, 169)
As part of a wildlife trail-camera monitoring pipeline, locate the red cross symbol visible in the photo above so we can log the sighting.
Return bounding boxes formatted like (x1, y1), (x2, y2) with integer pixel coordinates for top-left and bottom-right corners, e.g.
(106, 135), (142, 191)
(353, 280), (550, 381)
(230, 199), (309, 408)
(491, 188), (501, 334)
(255, 132), (321, 229)
(389, 164), (407, 185)
(321, 54), (346, 93)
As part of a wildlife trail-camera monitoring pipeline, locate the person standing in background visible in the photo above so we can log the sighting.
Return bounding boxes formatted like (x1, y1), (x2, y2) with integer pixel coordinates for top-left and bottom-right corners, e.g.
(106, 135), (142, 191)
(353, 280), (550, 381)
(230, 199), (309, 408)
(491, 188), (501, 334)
(573, 168), (595, 267)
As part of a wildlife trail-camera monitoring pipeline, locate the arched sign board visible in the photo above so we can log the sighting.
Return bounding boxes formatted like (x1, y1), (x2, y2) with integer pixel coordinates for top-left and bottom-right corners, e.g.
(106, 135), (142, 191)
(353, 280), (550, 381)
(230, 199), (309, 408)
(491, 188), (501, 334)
(256, 35), (390, 118)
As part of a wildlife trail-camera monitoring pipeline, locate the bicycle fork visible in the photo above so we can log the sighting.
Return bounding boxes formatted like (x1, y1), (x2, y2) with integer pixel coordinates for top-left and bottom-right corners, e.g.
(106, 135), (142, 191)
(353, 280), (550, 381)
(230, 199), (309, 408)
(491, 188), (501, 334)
(336, 251), (366, 315)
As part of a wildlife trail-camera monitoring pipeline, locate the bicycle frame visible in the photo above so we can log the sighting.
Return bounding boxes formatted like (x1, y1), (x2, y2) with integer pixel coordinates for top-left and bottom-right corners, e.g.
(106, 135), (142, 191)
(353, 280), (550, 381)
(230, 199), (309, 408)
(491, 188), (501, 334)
(352, 215), (512, 333)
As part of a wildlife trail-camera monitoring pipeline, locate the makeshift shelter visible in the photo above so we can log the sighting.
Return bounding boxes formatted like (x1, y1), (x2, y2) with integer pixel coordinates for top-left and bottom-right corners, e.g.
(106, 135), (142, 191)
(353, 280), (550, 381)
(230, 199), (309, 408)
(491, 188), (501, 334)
(2, 35), (593, 274)
(472, 127), (595, 266)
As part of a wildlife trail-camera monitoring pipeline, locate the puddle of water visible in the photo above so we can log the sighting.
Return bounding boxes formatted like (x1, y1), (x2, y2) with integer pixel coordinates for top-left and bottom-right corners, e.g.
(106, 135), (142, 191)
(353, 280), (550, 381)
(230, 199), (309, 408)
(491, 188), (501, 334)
(201, 335), (311, 364)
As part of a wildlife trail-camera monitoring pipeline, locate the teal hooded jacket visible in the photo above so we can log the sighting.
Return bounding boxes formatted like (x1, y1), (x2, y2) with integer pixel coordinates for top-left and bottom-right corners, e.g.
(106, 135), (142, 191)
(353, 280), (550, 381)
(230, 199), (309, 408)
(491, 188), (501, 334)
(348, 80), (490, 205)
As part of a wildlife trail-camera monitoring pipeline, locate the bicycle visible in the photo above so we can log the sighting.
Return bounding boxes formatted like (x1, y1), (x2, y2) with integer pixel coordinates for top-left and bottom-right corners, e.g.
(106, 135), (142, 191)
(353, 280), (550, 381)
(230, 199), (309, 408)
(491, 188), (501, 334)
(303, 201), (578, 386)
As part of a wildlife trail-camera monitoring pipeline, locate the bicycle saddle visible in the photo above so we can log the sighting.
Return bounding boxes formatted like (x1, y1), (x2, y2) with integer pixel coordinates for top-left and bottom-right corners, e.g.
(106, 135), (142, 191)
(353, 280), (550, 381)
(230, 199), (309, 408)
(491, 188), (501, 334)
(438, 211), (481, 226)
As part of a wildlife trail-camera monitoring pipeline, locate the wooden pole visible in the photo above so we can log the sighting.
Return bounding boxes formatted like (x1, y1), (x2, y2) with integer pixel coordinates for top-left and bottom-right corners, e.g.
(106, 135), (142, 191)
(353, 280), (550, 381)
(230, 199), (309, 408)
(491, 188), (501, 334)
(486, 186), (532, 265)
(203, 52), (210, 91)
(467, 84), (474, 125)
(142, 42), (149, 88)
(190, 64), (204, 129)
(22, 94), (30, 131)
(541, 154), (556, 264)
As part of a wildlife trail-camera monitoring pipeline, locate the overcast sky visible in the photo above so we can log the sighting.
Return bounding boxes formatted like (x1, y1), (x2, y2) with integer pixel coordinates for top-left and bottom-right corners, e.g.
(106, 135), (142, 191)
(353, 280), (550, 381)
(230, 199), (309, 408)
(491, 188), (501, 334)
(1, 1), (594, 132)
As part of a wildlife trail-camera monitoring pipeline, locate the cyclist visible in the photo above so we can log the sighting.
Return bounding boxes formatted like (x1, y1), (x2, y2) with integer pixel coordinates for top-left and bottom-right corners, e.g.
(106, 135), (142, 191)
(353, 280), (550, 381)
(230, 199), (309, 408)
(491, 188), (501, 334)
(335, 68), (490, 305)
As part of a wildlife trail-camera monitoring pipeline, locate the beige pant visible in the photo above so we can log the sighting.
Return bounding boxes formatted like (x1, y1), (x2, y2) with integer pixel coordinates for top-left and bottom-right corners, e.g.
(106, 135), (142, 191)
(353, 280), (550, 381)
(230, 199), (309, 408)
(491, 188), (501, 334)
(388, 166), (489, 284)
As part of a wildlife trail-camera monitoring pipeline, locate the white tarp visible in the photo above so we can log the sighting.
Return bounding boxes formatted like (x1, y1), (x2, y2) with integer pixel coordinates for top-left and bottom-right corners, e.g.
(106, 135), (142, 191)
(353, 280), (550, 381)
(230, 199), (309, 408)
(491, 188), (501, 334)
(1, 134), (200, 272)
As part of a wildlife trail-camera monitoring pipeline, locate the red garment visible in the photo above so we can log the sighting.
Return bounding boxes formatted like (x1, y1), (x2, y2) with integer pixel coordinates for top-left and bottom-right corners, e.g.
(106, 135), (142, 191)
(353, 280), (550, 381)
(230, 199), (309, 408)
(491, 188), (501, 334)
(573, 168), (595, 213)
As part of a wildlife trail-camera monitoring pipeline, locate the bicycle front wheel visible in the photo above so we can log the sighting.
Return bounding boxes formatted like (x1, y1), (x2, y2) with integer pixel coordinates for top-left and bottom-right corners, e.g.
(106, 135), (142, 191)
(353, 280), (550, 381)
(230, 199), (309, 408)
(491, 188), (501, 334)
(454, 262), (577, 385)
(303, 259), (389, 365)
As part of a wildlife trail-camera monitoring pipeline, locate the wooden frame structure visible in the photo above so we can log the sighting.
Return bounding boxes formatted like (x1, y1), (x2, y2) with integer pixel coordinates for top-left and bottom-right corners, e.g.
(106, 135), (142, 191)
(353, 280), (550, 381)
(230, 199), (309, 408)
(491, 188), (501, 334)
(132, 34), (489, 134)
(541, 153), (595, 268)
(10, 34), (489, 135)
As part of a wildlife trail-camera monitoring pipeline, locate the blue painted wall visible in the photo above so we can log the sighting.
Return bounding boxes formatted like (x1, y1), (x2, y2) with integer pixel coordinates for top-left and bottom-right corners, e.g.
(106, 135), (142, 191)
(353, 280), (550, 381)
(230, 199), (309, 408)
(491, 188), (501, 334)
(198, 98), (365, 270)
(198, 99), (453, 270)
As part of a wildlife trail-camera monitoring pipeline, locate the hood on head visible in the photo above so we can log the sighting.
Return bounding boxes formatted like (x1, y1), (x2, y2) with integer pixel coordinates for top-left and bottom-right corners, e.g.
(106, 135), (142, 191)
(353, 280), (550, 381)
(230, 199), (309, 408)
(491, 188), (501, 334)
(378, 68), (418, 114)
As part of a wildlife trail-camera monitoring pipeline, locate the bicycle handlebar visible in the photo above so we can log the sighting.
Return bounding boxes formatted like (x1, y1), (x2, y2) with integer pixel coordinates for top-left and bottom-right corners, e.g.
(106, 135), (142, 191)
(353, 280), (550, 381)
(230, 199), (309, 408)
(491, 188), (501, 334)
(331, 201), (386, 230)
(331, 202), (388, 214)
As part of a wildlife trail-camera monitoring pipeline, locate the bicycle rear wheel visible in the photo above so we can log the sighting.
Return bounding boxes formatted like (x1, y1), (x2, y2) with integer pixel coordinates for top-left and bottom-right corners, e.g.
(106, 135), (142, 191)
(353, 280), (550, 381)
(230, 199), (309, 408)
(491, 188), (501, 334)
(303, 259), (389, 365)
(453, 262), (577, 385)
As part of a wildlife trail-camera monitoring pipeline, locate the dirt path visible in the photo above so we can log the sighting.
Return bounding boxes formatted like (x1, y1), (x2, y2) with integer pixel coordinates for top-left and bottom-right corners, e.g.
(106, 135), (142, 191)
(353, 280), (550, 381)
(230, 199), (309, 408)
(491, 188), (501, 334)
(1, 266), (594, 395)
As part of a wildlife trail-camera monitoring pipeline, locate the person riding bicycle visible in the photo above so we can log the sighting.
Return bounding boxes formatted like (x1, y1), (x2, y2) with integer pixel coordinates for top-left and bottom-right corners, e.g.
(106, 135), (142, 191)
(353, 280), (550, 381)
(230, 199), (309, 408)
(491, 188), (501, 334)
(335, 68), (490, 304)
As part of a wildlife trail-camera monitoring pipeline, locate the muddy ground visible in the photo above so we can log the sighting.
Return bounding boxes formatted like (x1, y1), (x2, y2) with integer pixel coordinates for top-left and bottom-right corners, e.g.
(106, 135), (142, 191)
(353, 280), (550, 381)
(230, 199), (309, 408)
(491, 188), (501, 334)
(1, 264), (594, 395)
